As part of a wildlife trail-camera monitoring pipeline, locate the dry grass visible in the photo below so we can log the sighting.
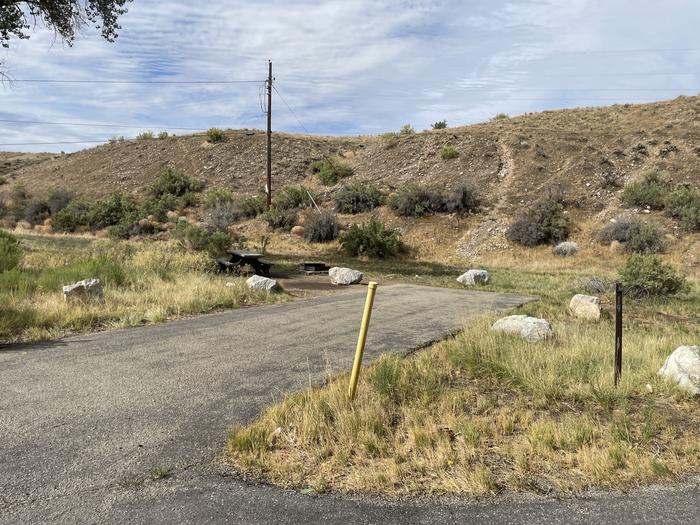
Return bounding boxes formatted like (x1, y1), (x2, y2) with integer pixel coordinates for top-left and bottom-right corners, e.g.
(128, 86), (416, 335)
(0, 233), (286, 343)
(227, 255), (699, 497)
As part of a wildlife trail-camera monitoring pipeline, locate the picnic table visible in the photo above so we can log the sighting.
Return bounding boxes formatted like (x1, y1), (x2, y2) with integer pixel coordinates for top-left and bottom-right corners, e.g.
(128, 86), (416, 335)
(217, 250), (272, 277)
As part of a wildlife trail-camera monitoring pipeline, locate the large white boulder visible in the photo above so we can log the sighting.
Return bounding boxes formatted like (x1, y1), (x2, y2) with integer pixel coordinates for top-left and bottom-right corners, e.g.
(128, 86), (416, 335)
(491, 315), (553, 342)
(246, 275), (281, 292)
(659, 345), (700, 395)
(329, 267), (363, 286)
(63, 278), (104, 302)
(457, 269), (490, 286)
(569, 294), (601, 321)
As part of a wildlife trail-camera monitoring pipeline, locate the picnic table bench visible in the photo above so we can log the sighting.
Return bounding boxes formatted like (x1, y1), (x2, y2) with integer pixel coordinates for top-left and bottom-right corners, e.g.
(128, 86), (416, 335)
(217, 250), (272, 277)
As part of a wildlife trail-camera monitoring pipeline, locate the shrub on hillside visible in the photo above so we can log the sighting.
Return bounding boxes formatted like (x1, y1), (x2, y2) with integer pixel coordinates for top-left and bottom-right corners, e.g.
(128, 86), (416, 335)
(620, 170), (668, 210)
(431, 120), (447, 130)
(0, 176), (7, 185)
(400, 124), (415, 135)
(47, 189), (74, 215)
(276, 186), (315, 210)
(23, 198), (51, 225)
(206, 127), (226, 143)
(334, 181), (385, 214)
(491, 113), (509, 121)
(440, 145), (459, 160)
(87, 193), (139, 230)
(137, 131), (154, 140)
(52, 199), (91, 232)
(203, 188), (235, 209)
(158, 131), (169, 139)
(597, 218), (665, 254)
(389, 185), (445, 217)
(6, 184), (29, 220)
(444, 183), (481, 215)
(149, 168), (204, 199)
(237, 196), (265, 218)
(311, 157), (354, 186)
(207, 202), (239, 232)
(173, 222), (234, 257)
(0, 230), (22, 272)
(506, 192), (571, 246)
(261, 208), (297, 231)
(619, 255), (687, 297)
(340, 217), (401, 258)
(142, 193), (178, 222)
(664, 186), (700, 232)
(303, 211), (339, 243)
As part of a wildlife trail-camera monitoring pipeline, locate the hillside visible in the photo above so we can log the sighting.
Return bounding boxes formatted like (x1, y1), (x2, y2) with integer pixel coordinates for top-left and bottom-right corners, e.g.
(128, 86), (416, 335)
(1, 96), (699, 264)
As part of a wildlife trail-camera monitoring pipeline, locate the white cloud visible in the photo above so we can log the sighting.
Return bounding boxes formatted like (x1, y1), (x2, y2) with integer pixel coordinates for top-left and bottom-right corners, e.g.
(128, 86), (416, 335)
(1, 0), (699, 151)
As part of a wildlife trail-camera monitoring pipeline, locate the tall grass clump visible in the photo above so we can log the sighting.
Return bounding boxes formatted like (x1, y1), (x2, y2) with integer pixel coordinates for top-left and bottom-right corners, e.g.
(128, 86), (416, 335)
(0, 230), (23, 272)
(206, 127), (226, 143)
(506, 192), (571, 246)
(311, 157), (354, 186)
(440, 145), (459, 160)
(137, 131), (154, 140)
(340, 217), (401, 258)
(334, 181), (384, 214)
(621, 170), (668, 210)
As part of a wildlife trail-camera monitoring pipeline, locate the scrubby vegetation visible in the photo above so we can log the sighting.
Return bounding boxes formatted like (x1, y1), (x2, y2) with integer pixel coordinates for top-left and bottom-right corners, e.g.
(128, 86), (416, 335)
(389, 185), (445, 217)
(440, 145), (459, 159)
(334, 181), (385, 214)
(340, 217), (401, 258)
(303, 211), (339, 243)
(311, 158), (354, 186)
(664, 186), (700, 232)
(619, 255), (687, 296)
(597, 218), (665, 254)
(261, 208), (297, 231)
(445, 183), (481, 215)
(137, 131), (154, 140)
(621, 170), (668, 210)
(0, 230), (23, 272)
(400, 124), (415, 135)
(431, 120), (447, 130)
(275, 186), (316, 211)
(149, 168), (204, 199)
(506, 193), (571, 246)
(0, 235), (282, 343)
(206, 127), (226, 143)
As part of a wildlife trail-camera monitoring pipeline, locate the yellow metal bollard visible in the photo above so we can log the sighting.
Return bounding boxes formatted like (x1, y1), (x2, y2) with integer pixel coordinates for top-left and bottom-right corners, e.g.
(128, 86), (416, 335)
(348, 282), (378, 400)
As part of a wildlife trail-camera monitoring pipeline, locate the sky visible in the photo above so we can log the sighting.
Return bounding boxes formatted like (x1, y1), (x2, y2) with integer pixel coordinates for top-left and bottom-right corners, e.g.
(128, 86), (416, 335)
(1, 0), (699, 152)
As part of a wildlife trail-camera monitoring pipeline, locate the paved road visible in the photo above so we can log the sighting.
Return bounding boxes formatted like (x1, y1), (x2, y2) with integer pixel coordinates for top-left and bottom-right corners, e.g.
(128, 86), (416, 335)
(1, 284), (696, 524)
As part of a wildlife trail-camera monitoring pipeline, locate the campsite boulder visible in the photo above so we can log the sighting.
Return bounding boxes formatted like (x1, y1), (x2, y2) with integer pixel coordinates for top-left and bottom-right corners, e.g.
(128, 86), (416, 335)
(246, 275), (281, 292)
(569, 294), (601, 321)
(291, 225), (305, 237)
(329, 266), (363, 285)
(457, 269), (490, 286)
(63, 278), (104, 302)
(491, 315), (553, 342)
(659, 345), (700, 395)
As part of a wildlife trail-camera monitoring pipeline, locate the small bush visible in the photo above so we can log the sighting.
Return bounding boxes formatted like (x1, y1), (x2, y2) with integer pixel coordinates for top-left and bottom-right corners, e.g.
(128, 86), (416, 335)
(491, 113), (509, 121)
(621, 170), (668, 210)
(203, 188), (235, 209)
(0, 230), (22, 272)
(444, 183), (481, 215)
(261, 208), (297, 231)
(334, 181), (385, 214)
(47, 189), (74, 215)
(137, 131), (154, 140)
(389, 185), (445, 217)
(87, 193), (139, 230)
(619, 255), (687, 297)
(149, 168), (204, 199)
(23, 198), (51, 225)
(7, 184), (29, 220)
(597, 218), (665, 254)
(207, 127), (226, 143)
(0, 176), (6, 185)
(276, 186), (315, 210)
(506, 193), (571, 246)
(303, 212), (339, 243)
(157, 131), (169, 139)
(431, 120), (447, 130)
(237, 195), (265, 218)
(173, 222), (234, 257)
(207, 202), (239, 232)
(52, 199), (91, 232)
(340, 217), (401, 258)
(400, 124), (415, 135)
(664, 186), (700, 232)
(381, 132), (399, 140)
(440, 145), (459, 160)
(311, 158), (354, 186)
(142, 193), (178, 222)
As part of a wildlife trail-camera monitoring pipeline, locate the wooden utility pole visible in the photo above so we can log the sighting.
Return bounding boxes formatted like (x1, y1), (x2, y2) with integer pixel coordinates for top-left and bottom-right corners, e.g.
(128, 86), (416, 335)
(266, 60), (273, 210)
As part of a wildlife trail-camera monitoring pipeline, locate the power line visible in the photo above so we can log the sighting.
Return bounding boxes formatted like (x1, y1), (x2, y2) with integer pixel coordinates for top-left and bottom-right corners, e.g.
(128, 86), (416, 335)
(0, 140), (110, 146)
(3, 79), (263, 84)
(273, 85), (312, 135)
(0, 119), (206, 130)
